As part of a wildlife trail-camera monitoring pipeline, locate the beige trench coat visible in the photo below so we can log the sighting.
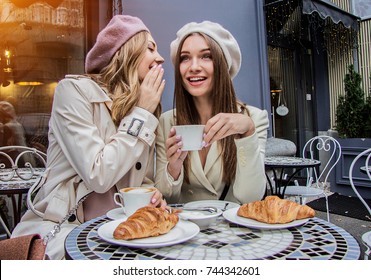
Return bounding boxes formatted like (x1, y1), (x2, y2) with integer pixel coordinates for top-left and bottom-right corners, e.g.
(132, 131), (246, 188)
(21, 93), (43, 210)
(12, 75), (158, 259)
(155, 105), (269, 204)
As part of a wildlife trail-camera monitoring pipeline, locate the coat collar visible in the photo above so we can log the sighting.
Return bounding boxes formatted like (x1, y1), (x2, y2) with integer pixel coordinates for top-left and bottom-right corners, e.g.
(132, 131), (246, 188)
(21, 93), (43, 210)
(189, 142), (221, 194)
(64, 74), (113, 109)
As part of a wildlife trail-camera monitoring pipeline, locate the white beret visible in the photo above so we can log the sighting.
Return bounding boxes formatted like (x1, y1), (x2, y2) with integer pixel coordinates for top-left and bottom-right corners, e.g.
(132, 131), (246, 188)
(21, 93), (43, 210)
(170, 21), (241, 79)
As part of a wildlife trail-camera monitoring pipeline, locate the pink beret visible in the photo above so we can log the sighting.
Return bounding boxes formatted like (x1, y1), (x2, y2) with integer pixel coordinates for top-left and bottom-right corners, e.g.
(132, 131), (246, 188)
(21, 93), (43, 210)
(85, 15), (149, 73)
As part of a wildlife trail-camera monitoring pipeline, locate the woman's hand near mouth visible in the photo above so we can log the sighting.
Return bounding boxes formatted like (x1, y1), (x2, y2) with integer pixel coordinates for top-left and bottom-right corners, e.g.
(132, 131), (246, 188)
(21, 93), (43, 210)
(138, 64), (165, 114)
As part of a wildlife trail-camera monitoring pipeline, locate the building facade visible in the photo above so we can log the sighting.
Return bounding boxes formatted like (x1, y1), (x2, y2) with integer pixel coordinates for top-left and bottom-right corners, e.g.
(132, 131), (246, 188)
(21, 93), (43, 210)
(0, 0), (370, 195)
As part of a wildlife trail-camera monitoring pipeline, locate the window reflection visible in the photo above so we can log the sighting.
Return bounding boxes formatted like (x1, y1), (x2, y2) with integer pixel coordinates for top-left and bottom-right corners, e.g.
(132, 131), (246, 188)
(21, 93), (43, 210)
(0, 0), (85, 151)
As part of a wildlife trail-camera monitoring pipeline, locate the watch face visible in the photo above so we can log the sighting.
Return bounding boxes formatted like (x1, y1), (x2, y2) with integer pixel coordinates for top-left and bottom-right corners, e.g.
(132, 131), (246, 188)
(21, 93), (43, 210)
(276, 105), (289, 116)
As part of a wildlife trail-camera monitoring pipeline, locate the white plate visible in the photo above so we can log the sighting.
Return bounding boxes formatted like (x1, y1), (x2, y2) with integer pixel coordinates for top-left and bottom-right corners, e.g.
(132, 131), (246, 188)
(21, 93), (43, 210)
(222, 207), (309, 230)
(106, 208), (127, 220)
(184, 200), (240, 210)
(97, 219), (200, 248)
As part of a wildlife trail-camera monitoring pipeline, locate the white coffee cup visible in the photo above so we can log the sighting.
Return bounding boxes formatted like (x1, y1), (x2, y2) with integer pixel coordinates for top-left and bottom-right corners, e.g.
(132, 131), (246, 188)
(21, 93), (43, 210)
(113, 187), (156, 216)
(174, 125), (205, 151)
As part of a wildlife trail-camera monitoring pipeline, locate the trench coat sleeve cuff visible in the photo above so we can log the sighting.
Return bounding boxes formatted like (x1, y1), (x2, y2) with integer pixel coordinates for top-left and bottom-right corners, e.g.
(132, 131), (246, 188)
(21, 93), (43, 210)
(165, 162), (183, 191)
(118, 107), (159, 146)
(234, 132), (261, 165)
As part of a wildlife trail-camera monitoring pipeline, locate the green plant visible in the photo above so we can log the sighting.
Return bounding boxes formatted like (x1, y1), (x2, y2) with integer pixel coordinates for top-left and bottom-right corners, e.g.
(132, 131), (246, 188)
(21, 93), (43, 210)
(335, 65), (370, 138)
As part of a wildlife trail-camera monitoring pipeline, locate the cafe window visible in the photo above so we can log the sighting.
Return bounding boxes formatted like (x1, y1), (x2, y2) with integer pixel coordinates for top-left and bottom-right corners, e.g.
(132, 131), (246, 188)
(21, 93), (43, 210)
(0, 0), (85, 152)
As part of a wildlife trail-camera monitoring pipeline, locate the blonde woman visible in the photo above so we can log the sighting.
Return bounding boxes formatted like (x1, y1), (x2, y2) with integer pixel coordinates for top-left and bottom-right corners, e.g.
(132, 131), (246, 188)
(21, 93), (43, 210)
(155, 21), (269, 204)
(12, 15), (166, 259)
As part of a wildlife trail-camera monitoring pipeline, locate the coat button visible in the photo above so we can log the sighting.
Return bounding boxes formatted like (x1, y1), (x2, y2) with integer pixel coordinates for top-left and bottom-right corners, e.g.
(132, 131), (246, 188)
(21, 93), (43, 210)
(135, 162), (142, 170)
(68, 214), (76, 222)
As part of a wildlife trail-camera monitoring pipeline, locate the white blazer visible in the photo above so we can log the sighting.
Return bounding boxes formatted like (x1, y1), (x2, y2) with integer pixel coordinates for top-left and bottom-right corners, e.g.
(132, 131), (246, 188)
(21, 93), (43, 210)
(155, 105), (269, 204)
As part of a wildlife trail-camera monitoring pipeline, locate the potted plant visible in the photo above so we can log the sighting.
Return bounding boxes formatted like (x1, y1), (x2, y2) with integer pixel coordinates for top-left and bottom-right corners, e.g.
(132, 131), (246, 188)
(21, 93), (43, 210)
(336, 64), (371, 138)
(333, 64), (371, 196)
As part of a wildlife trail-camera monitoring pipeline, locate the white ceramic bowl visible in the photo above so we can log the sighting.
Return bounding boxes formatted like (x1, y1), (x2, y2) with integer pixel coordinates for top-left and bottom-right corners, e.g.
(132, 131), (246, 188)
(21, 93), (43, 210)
(178, 208), (222, 229)
(177, 200), (240, 229)
(184, 200), (240, 211)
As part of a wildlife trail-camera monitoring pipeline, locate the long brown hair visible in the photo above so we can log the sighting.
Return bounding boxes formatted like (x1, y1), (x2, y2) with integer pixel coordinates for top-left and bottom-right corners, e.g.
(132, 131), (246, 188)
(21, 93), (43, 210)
(173, 33), (248, 185)
(88, 31), (161, 125)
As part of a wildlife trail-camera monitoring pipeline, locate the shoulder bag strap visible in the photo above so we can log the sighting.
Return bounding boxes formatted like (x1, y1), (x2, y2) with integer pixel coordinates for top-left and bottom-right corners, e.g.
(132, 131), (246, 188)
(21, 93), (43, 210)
(219, 184), (230, 200)
(42, 194), (88, 246)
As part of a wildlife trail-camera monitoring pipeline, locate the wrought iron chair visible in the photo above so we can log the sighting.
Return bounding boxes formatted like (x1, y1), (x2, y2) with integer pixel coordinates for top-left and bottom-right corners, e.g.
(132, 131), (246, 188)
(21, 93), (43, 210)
(0, 146), (46, 238)
(349, 147), (371, 260)
(283, 135), (342, 222)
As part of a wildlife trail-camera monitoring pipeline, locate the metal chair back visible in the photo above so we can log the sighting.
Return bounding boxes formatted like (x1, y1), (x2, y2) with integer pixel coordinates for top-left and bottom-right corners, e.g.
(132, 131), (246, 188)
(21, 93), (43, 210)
(348, 147), (371, 259)
(302, 135), (342, 190)
(0, 146), (46, 238)
(284, 135), (342, 222)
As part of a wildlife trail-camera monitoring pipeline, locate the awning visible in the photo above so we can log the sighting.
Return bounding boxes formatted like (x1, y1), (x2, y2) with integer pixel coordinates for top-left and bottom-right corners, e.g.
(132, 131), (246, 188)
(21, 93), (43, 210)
(302, 0), (360, 30)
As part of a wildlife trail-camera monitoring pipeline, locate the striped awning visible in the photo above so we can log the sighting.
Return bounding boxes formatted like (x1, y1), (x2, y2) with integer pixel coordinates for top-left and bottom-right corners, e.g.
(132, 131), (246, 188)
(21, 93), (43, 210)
(302, 0), (360, 30)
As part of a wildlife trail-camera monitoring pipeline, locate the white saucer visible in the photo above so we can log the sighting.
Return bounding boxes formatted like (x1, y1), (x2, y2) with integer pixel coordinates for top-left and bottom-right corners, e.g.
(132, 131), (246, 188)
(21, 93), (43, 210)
(106, 208), (127, 220)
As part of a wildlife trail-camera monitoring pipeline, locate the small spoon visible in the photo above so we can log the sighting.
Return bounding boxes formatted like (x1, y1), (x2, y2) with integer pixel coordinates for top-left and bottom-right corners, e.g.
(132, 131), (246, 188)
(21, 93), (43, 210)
(222, 203), (230, 211)
(181, 206), (218, 214)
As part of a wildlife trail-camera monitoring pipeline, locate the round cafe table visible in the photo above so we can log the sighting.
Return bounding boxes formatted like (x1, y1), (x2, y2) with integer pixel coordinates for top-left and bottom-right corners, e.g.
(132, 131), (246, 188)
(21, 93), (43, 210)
(264, 156), (321, 198)
(64, 214), (360, 260)
(0, 167), (45, 231)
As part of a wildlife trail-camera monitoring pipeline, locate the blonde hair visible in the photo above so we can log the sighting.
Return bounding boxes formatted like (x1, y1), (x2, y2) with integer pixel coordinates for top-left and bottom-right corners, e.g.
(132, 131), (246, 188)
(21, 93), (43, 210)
(173, 33), (249, 185)
(89, 31), (161, 126)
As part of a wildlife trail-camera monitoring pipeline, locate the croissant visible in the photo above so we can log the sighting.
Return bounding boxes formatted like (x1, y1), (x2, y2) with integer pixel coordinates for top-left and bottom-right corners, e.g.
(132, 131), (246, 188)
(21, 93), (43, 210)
(113, 206), (179, 240)
(237, 196), (315, 224)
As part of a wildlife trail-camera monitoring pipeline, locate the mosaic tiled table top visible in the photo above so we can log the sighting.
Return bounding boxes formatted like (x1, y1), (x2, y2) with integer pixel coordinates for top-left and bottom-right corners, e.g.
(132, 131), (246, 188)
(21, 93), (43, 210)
(65, 216), (360, 260)
(265, 156), (321, 168)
